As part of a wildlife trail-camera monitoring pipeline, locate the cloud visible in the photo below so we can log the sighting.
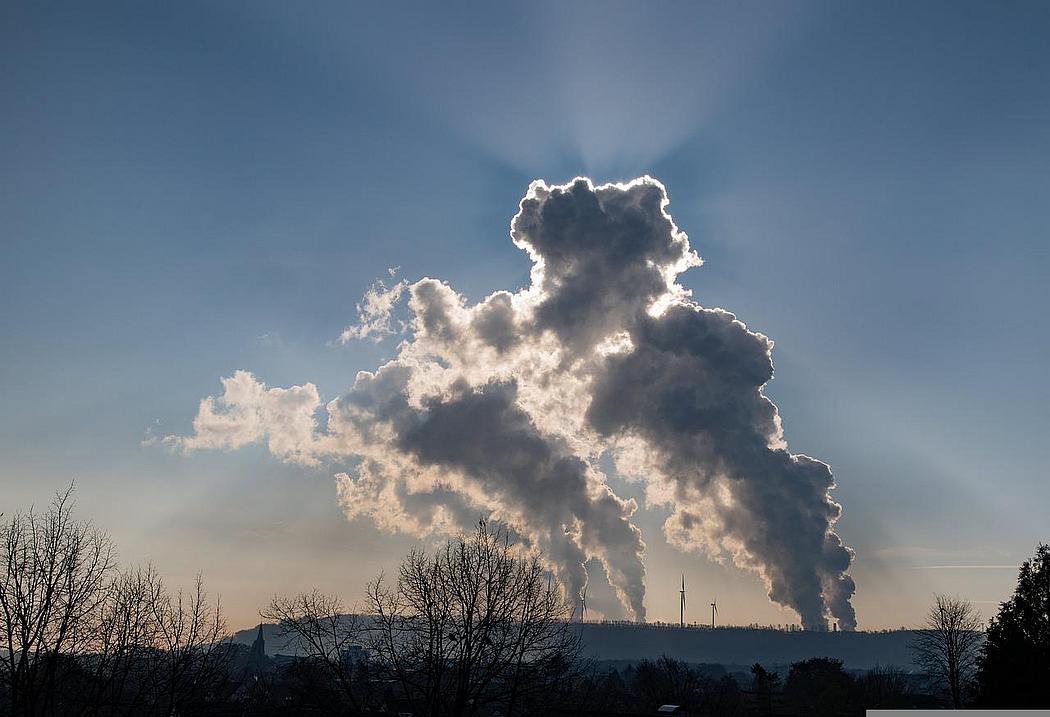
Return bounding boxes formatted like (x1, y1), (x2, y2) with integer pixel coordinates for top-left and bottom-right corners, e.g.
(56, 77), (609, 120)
(586, 303), (856, 629)
(164, 370), (324, 466)
(339, 270), (409, 343)
(395, 379), (645, 618)
(169, 177), (856, 628)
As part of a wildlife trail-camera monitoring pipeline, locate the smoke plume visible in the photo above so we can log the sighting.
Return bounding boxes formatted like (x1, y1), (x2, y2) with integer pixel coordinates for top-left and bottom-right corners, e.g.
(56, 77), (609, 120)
(169, 177), (856, 629)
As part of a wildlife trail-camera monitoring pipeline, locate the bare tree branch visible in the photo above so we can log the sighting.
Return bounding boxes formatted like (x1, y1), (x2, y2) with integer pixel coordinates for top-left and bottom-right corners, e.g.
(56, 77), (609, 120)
(365, 522), (582, 717)
(909, 594), (983, 708)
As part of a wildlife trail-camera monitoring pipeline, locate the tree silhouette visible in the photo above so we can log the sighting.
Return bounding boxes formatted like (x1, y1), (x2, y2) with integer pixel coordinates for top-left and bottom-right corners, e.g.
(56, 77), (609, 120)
(975, 543), (1050, 708)
(751, 663), (780, 716)
(856, 665), (913, 710)
(783, 657), (854, 717)
(0, 486), (116, 716)
(0, 488), (230, 716)
(261, 590), (364, 711)
(909, 594), (982, 708)
(366, 521), (582, 717)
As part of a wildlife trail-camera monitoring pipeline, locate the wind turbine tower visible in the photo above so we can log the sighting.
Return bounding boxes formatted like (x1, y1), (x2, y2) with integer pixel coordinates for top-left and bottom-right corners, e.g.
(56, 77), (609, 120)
(710, 599), (718, 629)
(679, 575), (686, 628)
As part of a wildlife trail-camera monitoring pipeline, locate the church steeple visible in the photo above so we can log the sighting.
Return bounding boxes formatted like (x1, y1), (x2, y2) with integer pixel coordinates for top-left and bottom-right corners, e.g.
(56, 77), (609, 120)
(249, 623), (266, 663)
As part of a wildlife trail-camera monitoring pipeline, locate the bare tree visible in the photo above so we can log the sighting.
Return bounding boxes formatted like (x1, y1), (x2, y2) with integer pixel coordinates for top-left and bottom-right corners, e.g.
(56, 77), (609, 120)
(79, 565), (165, 716)
(0, 486), (117, 716)
(910, 594), (983, 708)
(858, 665), (913, 710)
(261, 590), (363, 711)
(366, 521), (582, 717)
(149, 573), (231, 715)
(1, 489), (231, 717)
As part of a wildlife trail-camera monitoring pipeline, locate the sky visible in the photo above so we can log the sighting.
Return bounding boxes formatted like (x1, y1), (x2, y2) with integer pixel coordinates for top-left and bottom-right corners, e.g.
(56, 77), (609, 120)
(2, 0), (1049, 632)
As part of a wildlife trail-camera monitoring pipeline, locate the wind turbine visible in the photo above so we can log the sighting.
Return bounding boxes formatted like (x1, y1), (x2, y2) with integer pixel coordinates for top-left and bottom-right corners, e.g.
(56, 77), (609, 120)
(710, 598), (718, 629)
(679, 575), (686, 628)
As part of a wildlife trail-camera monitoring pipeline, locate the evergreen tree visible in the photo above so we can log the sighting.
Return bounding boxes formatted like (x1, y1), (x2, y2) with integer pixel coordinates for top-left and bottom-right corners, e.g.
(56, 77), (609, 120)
(976, 543), (1050, 708)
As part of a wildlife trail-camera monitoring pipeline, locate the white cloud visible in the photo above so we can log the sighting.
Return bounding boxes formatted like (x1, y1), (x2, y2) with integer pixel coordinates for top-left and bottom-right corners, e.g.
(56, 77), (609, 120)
(165, 370), (324, 466)
(339, 272), (409, 343)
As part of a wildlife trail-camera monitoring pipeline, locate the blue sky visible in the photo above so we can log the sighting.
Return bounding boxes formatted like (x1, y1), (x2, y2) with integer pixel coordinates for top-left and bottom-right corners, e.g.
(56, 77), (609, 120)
(2, 0), (1048, 630)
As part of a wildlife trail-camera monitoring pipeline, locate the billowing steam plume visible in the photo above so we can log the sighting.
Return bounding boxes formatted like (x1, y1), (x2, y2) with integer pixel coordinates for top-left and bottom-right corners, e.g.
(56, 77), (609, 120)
(168, 177), (856, 629)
